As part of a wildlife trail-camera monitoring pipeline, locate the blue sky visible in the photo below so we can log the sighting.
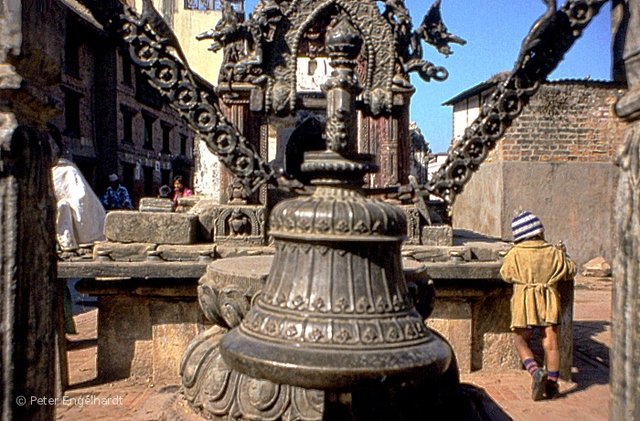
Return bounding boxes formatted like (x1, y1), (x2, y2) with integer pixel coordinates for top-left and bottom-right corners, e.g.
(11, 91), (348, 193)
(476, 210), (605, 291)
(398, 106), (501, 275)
(244, 0), (612, 153)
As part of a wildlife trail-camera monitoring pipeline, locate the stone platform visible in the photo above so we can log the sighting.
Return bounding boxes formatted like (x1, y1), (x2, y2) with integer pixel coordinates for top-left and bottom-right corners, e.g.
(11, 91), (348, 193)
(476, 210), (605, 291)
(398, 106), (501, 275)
(57, 229), (573, 383)
(54, 278), (610, 421)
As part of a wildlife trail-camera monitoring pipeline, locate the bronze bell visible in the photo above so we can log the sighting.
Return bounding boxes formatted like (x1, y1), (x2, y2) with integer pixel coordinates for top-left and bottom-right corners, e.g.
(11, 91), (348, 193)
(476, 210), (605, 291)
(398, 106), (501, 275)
(220, 16), (452, 390)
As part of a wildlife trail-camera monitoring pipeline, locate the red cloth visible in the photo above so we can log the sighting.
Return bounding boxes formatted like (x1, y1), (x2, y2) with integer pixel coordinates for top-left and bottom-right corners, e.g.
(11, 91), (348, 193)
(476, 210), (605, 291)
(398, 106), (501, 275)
(173, 187), (193, 204)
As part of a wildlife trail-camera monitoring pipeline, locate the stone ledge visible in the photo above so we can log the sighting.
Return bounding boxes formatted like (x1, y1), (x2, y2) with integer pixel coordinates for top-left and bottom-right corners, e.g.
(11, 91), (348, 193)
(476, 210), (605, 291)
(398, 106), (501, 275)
(93, 242), (156, 262)
(58, 261), (208, 279)
(105, 211), (198, 245)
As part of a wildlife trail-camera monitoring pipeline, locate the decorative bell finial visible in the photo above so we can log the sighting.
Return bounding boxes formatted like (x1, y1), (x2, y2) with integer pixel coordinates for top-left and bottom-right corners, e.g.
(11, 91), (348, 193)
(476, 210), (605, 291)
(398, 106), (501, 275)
(220, 14), (453, 390)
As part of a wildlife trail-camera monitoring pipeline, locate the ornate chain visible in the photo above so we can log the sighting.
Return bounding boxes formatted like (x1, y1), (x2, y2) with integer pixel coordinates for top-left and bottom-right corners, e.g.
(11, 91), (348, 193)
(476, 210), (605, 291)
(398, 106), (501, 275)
(118, 4), (277, 195)
(426, 0), (609, 205)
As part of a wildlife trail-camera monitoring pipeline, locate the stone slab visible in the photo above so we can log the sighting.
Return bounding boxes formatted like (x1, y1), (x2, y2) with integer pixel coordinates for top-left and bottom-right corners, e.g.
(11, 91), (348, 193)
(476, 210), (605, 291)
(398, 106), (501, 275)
(403, 246), (471, 262)
(58, 261), (208, 279)
(139, 198), (174, 213)
(427, 301), (473, 373)
(465, 242), (513, 261)
(156, 244), (217, 261)
(581, 256), (612, 277)
(97, 295), (153, 380)
(216, 245), (276, 258)
(93, 242), (156, 262)
(104, 211), (198, 245)
(151, 301), (201, 384)
(95, 294), (200, 383)
(422, 225), (453, 246)
(481, 333), (520, 369)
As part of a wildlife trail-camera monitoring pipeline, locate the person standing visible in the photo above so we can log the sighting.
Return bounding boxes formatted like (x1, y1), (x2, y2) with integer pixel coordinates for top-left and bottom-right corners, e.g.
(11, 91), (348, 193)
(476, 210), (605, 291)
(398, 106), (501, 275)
(101, 173), (133, 210)
(48, 124), (106, 333)
(500, 211), (576, 401)
(49, 124), (106, 254)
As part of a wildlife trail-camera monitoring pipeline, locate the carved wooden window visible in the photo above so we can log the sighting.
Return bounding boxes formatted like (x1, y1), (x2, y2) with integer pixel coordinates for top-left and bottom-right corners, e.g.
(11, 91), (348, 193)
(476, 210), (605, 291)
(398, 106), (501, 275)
(180, 134), (188, 156)
(121, 106), (136, 144)
(64, 21), (80, 77)
(143, 165), (154, 197)
(63, 89), (82, 139)
(161, 122), (173, 153)
(161, 169), (171, 187)
(143, 114), (156, 150)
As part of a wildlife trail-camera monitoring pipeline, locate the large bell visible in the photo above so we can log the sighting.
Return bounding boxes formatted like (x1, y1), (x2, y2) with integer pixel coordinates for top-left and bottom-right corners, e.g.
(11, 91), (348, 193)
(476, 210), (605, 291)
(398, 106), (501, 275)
(220, 16), (452, 390)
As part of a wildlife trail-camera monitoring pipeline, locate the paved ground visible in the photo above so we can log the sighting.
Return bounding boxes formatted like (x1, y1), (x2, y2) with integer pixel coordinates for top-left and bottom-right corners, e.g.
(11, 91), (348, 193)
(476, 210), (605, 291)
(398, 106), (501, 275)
(55, 277), (612, 420)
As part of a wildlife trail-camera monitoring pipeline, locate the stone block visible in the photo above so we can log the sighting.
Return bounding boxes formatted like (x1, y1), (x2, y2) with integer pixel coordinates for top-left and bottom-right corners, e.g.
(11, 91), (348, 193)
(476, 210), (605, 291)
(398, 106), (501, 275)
(481, 333), (519, 370)
(157, 244), (217, 261)
(410, 246), (471, 262)
(97, 295), (153, 380)
(216, 246), (276, 258)
(421, 225), (453, 246)
(139, 198), (174, 213)
(426, 300), (473, 373)
(175, 195), (202, 213)
(104, 211), (198, 245)
(467, 242), (512, 261)
(93, 242), (156, 262)
(473, 291), (513, 371)
(151, 300), (200, 384)
(95, 292), (201, 383)
(400, 205), (422, 245)
(582, 256), (612, 277)
(188, 199), (219, 241)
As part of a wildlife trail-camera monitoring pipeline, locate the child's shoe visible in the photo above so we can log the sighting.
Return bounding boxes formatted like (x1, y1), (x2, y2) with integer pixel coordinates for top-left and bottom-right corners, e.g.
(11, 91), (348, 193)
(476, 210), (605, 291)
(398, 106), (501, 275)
(531, 368), (547, 401)
(545, 380), (560, 399)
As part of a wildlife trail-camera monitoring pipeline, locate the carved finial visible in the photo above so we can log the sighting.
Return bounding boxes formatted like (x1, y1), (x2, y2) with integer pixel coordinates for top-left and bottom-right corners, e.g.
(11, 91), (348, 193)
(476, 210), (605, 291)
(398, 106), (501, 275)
(325, 17), (362, 67)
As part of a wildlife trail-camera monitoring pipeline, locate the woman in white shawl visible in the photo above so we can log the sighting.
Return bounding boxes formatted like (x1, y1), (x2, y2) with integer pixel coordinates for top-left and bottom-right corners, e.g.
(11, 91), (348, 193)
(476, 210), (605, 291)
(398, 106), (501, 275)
(49, 125), (105, 252)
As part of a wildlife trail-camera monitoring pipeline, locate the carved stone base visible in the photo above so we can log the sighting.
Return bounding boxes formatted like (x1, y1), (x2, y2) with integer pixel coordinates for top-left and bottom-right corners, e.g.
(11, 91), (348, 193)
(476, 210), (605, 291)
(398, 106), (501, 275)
(400, 205), (453, 246)
(190, 201), (267, 246)
(180, 326), (324, 421)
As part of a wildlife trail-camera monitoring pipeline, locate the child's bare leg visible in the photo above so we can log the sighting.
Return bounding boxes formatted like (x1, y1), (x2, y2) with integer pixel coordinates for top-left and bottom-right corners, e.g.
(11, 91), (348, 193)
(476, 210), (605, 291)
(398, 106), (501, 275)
(516, 328), (546, 401)
(542, 325), (560, 373)
(542, 325), (561, 398)
(514, 328), (534, 361)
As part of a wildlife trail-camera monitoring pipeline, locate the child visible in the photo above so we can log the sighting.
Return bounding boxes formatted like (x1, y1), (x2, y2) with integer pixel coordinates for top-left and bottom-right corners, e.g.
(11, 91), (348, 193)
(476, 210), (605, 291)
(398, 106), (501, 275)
(500, 211), (576, 401)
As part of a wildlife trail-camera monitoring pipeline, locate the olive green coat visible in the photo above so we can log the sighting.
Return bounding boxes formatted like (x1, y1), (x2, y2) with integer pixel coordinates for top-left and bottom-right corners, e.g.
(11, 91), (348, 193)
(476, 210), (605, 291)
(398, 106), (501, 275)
(500, 239), (576, 330)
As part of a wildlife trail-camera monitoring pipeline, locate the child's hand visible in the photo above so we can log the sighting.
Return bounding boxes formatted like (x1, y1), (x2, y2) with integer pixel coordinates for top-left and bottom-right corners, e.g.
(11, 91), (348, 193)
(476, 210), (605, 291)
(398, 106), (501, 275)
(555, 240), (566, 253)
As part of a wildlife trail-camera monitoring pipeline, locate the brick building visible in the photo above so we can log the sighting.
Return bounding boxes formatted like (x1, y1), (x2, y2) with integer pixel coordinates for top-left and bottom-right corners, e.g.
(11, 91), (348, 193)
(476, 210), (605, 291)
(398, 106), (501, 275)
(48, 0), (195, 205)
(443, 77), (627, 265)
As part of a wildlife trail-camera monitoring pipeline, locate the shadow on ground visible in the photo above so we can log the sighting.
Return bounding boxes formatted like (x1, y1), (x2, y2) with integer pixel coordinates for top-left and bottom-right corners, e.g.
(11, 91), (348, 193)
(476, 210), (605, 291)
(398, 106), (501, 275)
(568, 320), (610, 395)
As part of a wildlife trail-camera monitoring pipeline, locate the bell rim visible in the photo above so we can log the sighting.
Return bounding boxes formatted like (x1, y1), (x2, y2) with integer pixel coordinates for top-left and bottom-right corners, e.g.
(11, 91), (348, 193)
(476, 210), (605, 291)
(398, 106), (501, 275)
(269, 231), (406, 242)
(220, 327), (453, 390)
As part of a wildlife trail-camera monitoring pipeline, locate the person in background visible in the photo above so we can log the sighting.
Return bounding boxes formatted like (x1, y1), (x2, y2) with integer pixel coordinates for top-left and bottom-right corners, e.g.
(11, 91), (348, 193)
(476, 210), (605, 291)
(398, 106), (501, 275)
(500, 211), (576, 401)
(48, 123), (106, 334)
(101, 173), (133, 210)
(172, 175), (193, 205)
(49, 124), (106, 254)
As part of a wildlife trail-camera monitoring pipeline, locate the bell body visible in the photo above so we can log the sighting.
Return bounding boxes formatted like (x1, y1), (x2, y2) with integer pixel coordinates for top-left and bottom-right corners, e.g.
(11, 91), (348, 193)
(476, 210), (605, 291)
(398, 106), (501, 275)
(220, 186), (452, 389)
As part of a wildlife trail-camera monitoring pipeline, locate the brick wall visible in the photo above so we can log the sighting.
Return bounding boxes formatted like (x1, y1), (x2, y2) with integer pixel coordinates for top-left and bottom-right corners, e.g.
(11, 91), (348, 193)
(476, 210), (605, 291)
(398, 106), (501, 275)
(49, 5), (196, 205)
(496, 81), (627, 163)
(116, 48), (194, 203)
(452, 80), (628, 266)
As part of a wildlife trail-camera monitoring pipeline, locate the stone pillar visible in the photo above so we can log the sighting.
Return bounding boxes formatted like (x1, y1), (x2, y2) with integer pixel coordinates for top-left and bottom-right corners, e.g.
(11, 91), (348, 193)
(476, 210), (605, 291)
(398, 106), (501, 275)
(218, 85), (267, 205)
(611, 1), (640, 419)
(1, 2), (61, 419)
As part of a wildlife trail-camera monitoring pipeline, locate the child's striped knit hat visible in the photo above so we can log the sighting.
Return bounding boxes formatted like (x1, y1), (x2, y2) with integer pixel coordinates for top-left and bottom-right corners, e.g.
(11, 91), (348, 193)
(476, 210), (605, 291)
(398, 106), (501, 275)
(511, 211), (544, 242)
